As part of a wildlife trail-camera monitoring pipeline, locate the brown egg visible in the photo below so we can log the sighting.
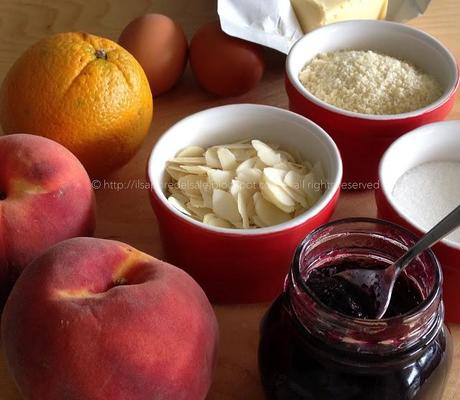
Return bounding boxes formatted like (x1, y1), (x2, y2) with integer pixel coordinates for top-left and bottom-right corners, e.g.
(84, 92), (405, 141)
(119, 14), (188, 96)
(190, 22), (265, 97)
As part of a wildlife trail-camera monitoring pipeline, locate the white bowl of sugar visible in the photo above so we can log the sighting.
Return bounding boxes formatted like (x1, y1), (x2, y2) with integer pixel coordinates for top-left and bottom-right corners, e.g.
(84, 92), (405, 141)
(376, 120), (460, 322)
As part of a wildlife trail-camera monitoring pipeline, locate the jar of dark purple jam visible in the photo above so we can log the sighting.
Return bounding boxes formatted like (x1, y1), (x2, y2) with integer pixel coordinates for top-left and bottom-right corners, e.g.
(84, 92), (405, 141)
(259, 218), (452, 400)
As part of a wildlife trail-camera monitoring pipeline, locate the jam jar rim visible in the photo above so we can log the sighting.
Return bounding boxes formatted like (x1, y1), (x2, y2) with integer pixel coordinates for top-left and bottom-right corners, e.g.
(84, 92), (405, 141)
(292, 217), (443, 323)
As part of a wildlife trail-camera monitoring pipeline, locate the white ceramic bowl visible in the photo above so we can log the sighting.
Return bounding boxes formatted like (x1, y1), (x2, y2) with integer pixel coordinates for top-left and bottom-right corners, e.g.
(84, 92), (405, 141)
(376, 120), (460, 322)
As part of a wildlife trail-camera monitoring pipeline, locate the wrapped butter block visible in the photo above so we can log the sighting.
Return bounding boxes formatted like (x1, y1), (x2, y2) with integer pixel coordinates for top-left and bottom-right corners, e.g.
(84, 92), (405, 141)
(291, 0), (388, 33)
(218, 0), (431, 54)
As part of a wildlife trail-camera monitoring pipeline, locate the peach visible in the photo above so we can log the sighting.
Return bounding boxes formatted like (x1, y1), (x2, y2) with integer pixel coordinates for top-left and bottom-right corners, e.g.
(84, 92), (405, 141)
(0, 134), (95, 301)
(1, 237), (219, 400)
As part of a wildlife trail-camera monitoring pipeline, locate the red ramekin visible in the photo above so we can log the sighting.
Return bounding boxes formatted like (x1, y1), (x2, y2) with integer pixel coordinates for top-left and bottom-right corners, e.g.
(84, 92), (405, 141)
(376, 120), (460, 323)
(147, 104), (342, 303)
(286, 20), (459, 187)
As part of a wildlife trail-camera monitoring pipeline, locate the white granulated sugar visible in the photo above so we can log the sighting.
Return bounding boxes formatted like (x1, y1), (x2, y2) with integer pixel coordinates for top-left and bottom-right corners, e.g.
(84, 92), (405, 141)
(299, 50), (443, 115)
(392, 161), (460, 244)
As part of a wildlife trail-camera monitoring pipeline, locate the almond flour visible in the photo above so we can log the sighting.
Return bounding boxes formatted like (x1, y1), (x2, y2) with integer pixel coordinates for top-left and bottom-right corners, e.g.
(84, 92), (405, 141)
(299, 50), (443, 115)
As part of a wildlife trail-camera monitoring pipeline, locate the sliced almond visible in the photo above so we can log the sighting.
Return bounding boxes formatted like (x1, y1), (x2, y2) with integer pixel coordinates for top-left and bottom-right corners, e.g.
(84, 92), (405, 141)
(207, 169), (234, 190)
(168, 196), (191, 216)
(252, 140), (282, 166)
(177, 175), (207, 197)
(187, 193), (204, 202)
(260, 180), (296, 213)
(284, 170), (304, 192)
(186, 204), (213, 219)
(177, 146), (205, 157)
(212, 189), (242, 225)
(282, 185), (309, 208)
(237, 168), (262, 185)
(245, 194), (256, 218)
(232, 180), (258, 201)
(237, 191), (250, 229)
(169, 157), (206, 165)
(205, 148), (221, 168)
(232, 221), (245, 229)
(243, 183), (258, 198)
(254, 159), (267, 171)
(217, 148), (238, 170)
(180, 165), (209, 175)
(279, 150), (295, 162)
(263, 168), (287, 186)
(203, 213), (233, 228)
(168, 186), (189, 204)
(232, 148), (257, 162)
(236, 156), (257, 173)
(251, 215), (267, 228)
(230, 179), (242, 199)
(273, 162), (290, 171)
(166, 165), (187, 181)
(199, 181), (213, 208)
(189, 195), (206, 208)
(260, 150), (282, 167)
(264, 168), (308, 207)
(254, 192), (291, 226)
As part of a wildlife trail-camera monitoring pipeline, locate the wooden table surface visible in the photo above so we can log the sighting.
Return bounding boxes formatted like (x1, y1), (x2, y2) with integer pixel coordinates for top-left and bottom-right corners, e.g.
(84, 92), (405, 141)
(0, 0), (459, 398)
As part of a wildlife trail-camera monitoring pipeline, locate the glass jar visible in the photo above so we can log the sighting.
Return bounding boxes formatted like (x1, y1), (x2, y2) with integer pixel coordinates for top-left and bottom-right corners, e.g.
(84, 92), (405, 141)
(259, 218), (452, 400)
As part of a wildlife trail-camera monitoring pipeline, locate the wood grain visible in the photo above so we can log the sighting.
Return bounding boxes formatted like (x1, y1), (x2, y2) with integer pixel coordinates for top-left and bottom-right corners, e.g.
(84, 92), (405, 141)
(0, 0), (459, 399)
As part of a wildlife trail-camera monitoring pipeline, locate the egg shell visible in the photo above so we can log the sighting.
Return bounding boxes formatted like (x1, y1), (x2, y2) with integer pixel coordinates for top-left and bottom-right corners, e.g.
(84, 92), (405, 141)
(190, 21), (265, 97)
(119, 13), (188, 96)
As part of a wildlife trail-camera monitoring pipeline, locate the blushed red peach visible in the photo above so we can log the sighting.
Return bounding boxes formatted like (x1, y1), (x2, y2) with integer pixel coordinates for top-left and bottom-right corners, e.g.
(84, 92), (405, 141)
(0, 134), (95, 301)
(1, 237), (219, 400)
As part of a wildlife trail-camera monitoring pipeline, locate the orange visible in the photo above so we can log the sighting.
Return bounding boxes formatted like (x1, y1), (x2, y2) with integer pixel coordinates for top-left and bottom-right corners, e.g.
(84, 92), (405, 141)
(0, 32), (153, 176)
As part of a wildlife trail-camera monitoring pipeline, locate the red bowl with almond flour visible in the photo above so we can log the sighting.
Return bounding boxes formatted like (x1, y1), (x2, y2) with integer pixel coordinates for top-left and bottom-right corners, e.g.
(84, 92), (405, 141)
(376, 121), (460, 323)
(147, 104), (342, 304)
(286, 20), (459, 187)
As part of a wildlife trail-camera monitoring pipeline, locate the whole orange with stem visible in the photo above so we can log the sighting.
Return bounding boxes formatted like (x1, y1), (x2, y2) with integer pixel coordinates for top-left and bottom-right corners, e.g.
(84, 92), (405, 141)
(0, 32), (153, 177)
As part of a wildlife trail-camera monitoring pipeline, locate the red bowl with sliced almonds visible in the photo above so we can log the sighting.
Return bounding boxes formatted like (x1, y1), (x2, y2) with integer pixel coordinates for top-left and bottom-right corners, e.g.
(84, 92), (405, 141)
(147, 104), (342, 303)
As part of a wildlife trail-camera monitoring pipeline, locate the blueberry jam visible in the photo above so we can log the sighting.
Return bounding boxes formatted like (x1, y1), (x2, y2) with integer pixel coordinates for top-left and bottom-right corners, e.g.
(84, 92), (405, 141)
(306, 262), (423, 319)
(259, 294), (451, 400)
(258, 219), (452, 400)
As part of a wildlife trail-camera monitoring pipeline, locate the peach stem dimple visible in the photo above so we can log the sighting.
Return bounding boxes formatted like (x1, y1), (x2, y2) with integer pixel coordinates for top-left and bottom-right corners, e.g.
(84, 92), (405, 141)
(113, 277), (128, 286)
(0, 190), (6, 200)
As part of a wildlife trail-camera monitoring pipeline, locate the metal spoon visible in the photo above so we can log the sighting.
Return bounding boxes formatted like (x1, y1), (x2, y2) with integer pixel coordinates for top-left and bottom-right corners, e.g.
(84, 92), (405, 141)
(334, 205), (460, 319)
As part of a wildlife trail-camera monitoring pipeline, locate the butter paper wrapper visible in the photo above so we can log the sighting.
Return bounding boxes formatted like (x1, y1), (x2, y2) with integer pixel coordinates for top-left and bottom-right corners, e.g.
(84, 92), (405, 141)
(218, 0), (432, 54)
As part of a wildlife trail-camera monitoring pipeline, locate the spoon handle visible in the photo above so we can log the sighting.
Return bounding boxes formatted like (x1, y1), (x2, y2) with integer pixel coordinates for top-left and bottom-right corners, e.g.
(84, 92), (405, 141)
(393, 204), (460, 275)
